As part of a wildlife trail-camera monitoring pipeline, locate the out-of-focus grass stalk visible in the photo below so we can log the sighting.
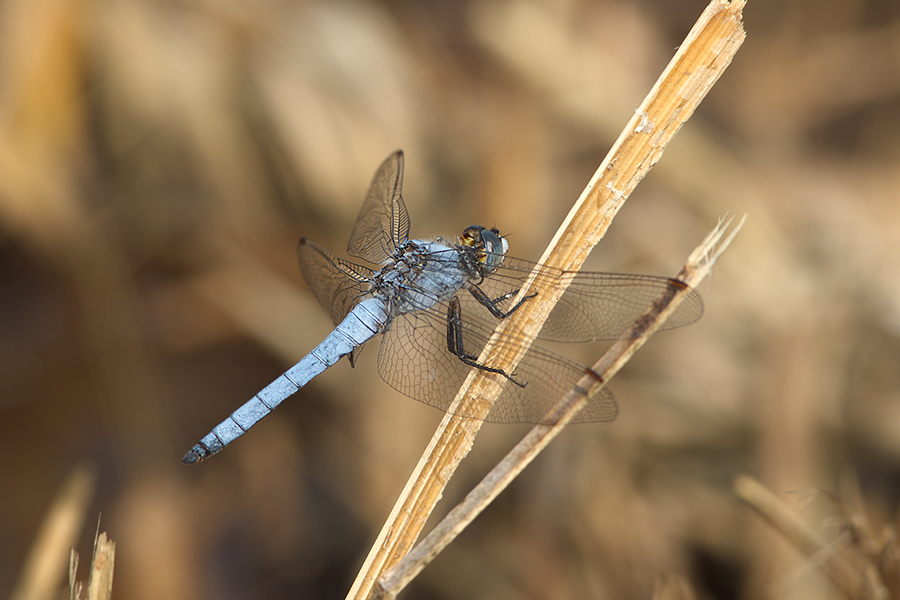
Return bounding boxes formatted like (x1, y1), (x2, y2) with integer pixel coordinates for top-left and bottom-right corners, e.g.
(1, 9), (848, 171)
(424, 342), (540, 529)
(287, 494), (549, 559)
(9, 465), (95, 600)
(735, 475), (890, 599)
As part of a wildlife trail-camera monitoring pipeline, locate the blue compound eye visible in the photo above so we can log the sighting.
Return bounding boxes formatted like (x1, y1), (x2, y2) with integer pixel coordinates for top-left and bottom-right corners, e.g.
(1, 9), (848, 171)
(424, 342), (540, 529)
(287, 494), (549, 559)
(479, 227), (508, 273)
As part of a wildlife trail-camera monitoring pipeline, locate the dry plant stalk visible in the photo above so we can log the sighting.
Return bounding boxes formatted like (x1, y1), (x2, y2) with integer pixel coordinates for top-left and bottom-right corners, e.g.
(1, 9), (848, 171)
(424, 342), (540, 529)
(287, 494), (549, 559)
(346, 1), (746, 598)
(9, 465), (95, 600)
(69, 528), (116, 600)
(734, 475), (889, 599)
(377, 216), (744, 597)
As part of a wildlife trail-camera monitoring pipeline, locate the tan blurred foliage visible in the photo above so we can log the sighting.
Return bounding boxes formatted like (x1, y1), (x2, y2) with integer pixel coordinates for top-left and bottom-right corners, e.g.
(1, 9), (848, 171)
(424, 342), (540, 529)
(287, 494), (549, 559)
(1, 0), (899, 599)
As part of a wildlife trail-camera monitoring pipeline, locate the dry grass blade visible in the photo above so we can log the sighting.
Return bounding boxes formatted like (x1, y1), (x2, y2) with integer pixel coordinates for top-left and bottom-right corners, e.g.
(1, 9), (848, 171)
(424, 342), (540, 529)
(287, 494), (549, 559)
(86, 531), (115, 600)
(69, 527), (116, 600)
(9, 465), (95, 600)
(346, 2), (746, 598)
(375, 216), (744, 598)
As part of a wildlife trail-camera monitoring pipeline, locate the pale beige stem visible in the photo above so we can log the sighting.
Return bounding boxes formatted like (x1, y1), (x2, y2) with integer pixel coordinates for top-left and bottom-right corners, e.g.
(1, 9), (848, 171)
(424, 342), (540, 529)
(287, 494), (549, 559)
(346, 2), (746, 598)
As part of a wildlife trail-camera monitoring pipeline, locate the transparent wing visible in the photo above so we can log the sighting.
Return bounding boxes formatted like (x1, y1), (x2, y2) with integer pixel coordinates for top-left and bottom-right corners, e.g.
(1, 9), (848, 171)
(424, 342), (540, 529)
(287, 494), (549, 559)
(347, 151), (411, 264)
(376, 305), (617, 424)
(457, 256), (704, 342)
(298, 238), (374, 327)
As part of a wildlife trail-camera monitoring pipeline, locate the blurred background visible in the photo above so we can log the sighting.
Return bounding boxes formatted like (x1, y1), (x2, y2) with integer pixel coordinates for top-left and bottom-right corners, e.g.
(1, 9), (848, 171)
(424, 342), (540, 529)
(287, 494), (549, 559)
(1, 0), (899, 598)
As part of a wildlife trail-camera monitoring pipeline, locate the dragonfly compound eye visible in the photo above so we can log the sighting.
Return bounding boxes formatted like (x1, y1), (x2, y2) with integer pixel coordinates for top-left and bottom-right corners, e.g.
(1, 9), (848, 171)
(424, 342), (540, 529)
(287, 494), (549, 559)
(479, 228), (508, 273)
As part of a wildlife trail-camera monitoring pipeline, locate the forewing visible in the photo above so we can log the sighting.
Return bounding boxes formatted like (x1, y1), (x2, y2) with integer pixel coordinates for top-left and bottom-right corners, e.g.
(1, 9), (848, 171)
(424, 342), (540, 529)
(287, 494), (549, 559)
(298, 238), (374, 327)
(540, 267), (703, 341)
(376, 303), (617, 424)
(466, 257), (704, 342)
(347, 151), (411, 263)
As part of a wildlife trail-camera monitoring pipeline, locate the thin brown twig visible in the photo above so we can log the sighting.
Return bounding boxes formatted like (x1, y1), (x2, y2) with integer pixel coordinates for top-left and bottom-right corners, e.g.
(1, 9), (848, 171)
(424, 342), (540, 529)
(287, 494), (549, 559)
(375, 216), (744, 598)
(734, 474), (882, 599)
(346, 2), (746, 598)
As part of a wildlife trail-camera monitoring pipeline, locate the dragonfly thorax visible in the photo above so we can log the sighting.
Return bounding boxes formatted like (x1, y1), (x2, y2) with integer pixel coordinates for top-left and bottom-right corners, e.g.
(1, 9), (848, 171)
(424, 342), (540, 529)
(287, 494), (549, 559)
(369, 239), (469, 315)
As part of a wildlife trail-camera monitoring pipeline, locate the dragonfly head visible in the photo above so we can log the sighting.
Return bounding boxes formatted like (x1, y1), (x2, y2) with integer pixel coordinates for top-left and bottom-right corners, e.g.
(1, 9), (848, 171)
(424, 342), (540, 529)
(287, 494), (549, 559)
(459, 225), (509, 274)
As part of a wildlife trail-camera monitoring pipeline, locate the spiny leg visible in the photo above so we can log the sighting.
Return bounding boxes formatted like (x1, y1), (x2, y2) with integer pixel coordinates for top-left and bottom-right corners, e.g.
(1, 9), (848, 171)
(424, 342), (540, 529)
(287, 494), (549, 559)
(468, 285), (537, 319)
(446, 297), (526, 388)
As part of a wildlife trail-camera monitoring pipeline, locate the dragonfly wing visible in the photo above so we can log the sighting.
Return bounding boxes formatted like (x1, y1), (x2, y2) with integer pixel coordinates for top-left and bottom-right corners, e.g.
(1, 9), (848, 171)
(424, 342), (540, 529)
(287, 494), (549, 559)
(347, 151), (411, 263)
(473, 257), (703, 342)
(376, 303), (617, 424)
(541, 269), (703, 341)
(377, 308), (470, 415)
(298, 238), (374, 327)
(490, 341), (618, 424)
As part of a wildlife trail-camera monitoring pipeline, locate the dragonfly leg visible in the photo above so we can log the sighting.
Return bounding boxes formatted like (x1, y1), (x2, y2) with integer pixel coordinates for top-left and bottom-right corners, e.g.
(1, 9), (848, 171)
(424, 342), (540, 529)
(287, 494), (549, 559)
(468, 285), (537, 319)
(446, 297), (526, 388)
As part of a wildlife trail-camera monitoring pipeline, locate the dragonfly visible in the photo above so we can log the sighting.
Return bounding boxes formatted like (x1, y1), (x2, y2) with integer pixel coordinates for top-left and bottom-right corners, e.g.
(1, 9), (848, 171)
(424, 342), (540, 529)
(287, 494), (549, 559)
(182, 151), (703, 463)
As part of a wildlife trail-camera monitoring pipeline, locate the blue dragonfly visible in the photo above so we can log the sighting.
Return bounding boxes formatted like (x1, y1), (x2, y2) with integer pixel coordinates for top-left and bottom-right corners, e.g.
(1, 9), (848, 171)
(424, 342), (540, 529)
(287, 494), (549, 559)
(183, 151), (703, 463)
